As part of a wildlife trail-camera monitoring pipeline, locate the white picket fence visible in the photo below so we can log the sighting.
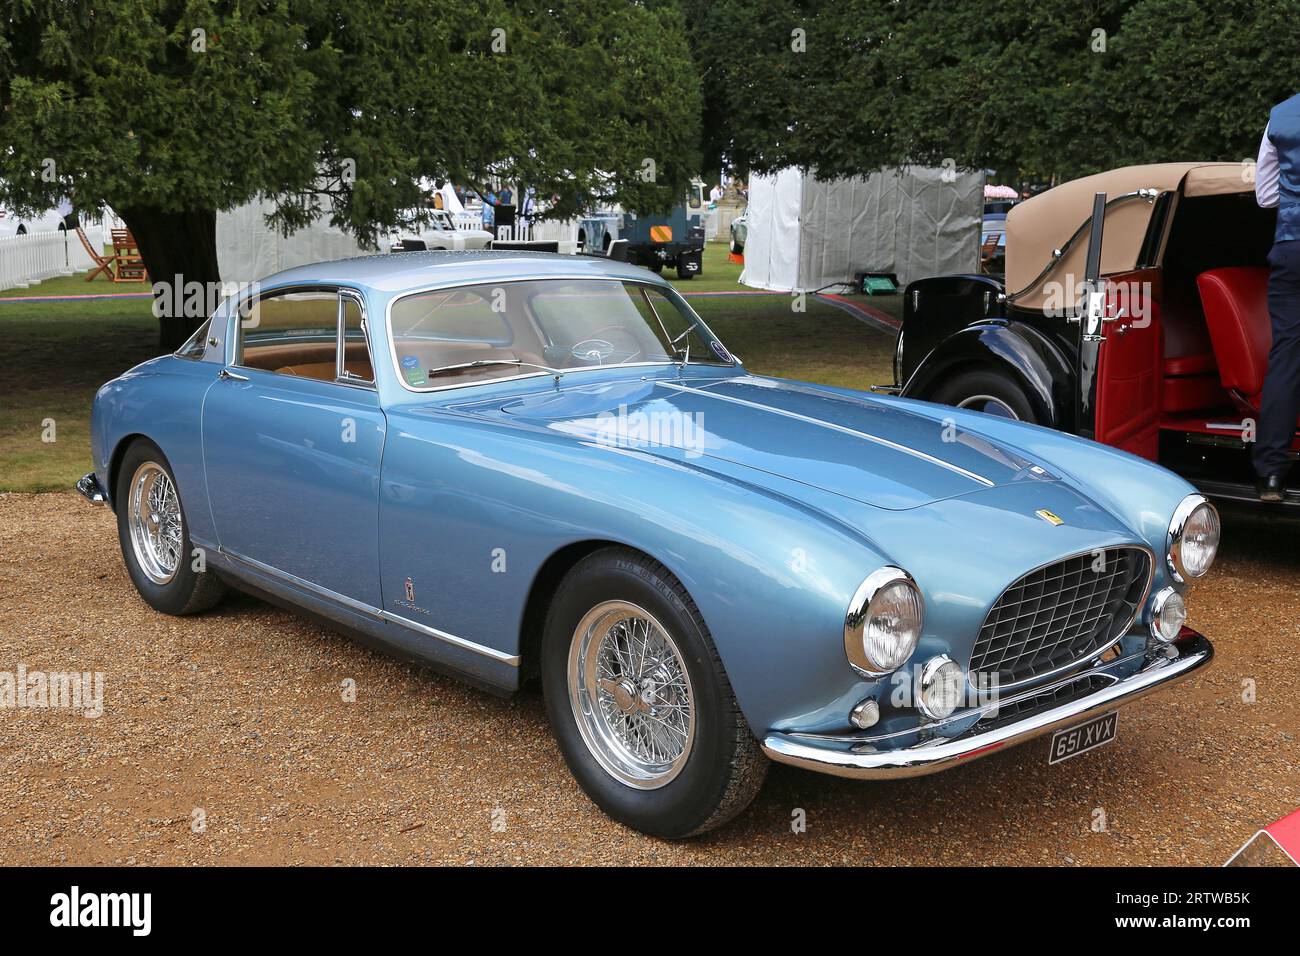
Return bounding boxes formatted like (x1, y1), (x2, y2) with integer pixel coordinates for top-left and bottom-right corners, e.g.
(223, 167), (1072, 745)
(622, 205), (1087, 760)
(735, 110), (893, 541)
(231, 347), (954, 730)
(0, 230), (77, 292)
(452, 212), (484, 232)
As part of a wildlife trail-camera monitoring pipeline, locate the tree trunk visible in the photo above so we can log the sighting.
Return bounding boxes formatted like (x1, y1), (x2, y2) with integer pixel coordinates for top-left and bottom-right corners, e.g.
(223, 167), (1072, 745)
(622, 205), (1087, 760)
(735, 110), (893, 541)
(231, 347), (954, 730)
(116, 206), (221, 352)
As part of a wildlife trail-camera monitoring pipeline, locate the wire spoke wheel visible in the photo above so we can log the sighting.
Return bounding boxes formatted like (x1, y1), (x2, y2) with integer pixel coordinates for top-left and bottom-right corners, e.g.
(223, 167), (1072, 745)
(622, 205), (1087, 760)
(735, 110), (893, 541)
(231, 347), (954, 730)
(567, 600), (695, 788)
(127, 461), (183, 585)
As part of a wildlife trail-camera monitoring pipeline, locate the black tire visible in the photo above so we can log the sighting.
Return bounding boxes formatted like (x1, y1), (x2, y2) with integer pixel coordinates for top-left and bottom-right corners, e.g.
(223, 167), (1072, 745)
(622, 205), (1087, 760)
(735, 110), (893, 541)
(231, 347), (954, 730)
(647, 262), (664, 274)
(541, 547), (767, 839)
(928, 368), (1039, 423)
(114, 439), (226, 616)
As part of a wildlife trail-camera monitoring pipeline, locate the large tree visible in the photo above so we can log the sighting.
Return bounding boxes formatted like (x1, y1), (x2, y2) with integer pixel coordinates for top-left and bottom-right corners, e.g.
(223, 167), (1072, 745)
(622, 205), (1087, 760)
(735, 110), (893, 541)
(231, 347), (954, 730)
(683, 0), (1294, 182)
(0, 1), (700, 348)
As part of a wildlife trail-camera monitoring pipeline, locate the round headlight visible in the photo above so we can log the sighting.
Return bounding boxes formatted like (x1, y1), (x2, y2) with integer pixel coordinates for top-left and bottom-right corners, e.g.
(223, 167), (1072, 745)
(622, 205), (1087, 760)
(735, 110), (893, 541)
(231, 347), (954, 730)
(918, 655), (965, 720)
(1168, 495), (1220, 582)
(1150, 587), (1187, 643)
(845, 567), (924, 675)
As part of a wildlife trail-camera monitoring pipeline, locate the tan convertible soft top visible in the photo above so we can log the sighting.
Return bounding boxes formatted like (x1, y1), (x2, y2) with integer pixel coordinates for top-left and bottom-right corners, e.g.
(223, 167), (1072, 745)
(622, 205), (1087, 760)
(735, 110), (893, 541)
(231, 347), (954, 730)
(1004, 162), (1253, 308)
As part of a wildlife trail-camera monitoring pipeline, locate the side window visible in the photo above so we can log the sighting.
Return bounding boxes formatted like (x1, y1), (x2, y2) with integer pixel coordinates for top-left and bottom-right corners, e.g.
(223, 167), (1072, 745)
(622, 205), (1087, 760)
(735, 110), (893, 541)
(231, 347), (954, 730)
(341, 296), (374, 383)
(175, 317), (212, 360)
(239, 291), (340, 381)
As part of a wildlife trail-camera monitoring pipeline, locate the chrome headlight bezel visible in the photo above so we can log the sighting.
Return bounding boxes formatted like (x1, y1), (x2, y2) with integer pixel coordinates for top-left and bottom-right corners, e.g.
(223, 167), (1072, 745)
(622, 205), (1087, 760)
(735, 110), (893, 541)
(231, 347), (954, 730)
(1149, 586), (1187, 643)
(1167, 494), (1220, 584)
(844, 566), (924, 676)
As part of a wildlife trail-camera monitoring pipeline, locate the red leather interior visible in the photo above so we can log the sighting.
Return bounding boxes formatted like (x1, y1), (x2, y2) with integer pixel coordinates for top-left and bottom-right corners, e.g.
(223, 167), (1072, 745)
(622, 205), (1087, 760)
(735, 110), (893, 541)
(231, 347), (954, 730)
(1163, 352), (1217, 378)
(1161, 373), (1229, 413)
(1196, 267), (1271, 405)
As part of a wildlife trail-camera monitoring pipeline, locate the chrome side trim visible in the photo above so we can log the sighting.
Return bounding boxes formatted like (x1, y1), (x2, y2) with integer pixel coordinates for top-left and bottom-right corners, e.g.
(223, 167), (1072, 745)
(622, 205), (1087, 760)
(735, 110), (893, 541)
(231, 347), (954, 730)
(658, 381), (997, 487)
(218, 548), (519, 666)
(75, 472), (106, 504)
(763, 632), (1213, 780)
(379, 611), (520, 666)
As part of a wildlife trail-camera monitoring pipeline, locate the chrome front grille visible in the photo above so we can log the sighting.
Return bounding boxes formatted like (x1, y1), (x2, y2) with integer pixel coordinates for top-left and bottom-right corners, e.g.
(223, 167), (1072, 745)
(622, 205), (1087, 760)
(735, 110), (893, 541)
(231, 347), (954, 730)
(972, 548), (1151, 687)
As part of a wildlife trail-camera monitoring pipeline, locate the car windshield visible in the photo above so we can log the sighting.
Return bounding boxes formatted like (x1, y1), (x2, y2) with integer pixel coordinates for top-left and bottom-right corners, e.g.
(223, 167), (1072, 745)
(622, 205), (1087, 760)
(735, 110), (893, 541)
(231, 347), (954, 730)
(388, 278), (734, 389)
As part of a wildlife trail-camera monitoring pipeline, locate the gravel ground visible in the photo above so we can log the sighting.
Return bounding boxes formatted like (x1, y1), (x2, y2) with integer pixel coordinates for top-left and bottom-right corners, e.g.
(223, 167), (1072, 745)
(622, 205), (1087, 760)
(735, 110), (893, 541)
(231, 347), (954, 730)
(1, 492), (1296, 866)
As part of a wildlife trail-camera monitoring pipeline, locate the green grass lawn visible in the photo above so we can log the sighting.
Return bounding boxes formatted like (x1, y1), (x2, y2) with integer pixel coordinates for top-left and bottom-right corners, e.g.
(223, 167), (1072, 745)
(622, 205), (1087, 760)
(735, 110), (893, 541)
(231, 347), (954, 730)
(0, 246), (899, 492)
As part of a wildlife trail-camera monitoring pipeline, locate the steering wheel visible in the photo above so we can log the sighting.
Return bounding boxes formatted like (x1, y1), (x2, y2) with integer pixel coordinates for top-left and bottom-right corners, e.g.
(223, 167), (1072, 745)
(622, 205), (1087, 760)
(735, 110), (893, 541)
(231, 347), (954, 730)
(569, 325), (643, 365)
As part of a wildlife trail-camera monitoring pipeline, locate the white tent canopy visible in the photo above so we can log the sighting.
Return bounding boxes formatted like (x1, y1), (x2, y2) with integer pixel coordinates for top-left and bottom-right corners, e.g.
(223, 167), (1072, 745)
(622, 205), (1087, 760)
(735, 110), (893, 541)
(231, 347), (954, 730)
(217, 197), (367, 285)
(740, 166), (983, 292)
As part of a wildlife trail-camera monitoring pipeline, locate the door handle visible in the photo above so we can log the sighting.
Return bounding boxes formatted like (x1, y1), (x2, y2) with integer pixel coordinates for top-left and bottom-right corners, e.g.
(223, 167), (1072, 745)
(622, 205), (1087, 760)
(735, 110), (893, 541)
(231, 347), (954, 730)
(218, 368), (250, 382)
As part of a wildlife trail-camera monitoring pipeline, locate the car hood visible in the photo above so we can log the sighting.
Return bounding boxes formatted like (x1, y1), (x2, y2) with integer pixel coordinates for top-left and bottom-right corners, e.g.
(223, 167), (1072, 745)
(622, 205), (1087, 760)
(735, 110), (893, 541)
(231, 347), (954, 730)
(478, 373), (1060, 510)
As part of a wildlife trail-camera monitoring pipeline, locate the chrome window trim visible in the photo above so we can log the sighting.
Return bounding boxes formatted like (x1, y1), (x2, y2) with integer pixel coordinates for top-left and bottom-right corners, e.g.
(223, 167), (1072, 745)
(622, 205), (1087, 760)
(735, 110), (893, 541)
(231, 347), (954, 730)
(384, 275), (736, 395)
(337, 287), (377, 387)
(228, 283), (378, 391)
(173, 316), (214, 361)
(974, 543), (1155, 692)
(219, 547), (519, 666)
(844, 566), (924, 677)
(1167, 493), (1216, 584)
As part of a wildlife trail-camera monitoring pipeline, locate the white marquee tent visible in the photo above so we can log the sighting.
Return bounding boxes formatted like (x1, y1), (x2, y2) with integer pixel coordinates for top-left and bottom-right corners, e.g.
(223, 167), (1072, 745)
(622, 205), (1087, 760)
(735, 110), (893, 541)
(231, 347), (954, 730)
(740, 166), (983, 292)
(217, 197), (367, 285)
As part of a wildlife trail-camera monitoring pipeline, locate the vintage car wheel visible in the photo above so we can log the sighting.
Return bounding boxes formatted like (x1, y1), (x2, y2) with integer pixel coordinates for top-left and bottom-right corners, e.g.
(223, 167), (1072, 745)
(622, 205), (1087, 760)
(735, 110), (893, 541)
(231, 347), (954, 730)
(541, 548), (767, 839)
(115, 439), (226, 616)
(930, 369), (1038, 422)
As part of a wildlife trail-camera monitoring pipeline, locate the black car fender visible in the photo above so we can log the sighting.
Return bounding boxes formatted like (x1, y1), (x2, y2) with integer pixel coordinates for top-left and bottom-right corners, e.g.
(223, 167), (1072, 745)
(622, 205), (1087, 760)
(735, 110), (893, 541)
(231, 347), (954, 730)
(900, 320), (1075, 429)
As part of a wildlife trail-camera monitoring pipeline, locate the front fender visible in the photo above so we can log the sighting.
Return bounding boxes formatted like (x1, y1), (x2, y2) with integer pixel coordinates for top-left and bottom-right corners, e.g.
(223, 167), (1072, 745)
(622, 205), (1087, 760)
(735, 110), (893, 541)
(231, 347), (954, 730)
(902, 321), (1074, 429)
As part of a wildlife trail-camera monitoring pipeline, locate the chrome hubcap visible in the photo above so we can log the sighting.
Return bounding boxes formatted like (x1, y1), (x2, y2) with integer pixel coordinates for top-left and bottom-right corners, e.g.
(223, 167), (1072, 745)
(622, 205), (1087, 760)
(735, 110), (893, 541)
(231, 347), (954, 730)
(128, 462), (182, 585)
(567, 601), (695, 789)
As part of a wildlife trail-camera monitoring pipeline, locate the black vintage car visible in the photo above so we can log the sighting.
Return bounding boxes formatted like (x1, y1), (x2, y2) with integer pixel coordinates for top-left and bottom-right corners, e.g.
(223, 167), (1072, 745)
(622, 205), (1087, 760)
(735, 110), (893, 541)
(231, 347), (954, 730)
(880, 162), (1289, 509)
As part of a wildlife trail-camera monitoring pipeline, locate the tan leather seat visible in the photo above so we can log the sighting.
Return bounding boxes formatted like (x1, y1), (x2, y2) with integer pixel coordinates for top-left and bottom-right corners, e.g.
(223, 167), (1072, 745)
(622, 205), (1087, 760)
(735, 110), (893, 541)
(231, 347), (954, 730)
(277, 362), (337, 379)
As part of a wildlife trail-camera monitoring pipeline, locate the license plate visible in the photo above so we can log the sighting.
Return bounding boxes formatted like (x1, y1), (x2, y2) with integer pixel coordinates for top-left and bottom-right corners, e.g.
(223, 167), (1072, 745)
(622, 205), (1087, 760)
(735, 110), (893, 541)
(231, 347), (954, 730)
(1048, 711), (1118, 765)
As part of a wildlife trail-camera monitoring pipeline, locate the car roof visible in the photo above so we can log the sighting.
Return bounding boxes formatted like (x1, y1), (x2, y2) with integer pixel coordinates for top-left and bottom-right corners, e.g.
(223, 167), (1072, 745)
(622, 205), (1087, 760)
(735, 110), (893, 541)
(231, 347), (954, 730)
(1005, 162), (1251, 308)
(259, 249), (668, 295)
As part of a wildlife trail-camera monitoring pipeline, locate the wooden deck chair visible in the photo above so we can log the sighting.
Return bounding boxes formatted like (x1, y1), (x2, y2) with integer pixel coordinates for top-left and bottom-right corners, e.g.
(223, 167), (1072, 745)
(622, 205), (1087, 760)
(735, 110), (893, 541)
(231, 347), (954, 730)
(76, 227), (117, 281)
(110, 228), (148, 283)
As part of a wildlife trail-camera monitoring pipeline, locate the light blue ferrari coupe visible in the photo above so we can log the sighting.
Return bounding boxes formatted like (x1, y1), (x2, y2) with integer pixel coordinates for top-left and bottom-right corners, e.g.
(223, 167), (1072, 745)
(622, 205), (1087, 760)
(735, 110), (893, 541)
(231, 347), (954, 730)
(79, 250), (1218, 838)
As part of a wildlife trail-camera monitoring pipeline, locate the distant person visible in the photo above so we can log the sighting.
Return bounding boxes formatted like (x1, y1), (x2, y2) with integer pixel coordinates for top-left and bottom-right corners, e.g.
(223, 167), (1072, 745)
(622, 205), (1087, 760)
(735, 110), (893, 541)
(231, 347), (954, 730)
(1252, 91), (1300, 501)
(480, 190), (496, 228)
(498, 185), (514, 206)
(709, 183), (723, 203)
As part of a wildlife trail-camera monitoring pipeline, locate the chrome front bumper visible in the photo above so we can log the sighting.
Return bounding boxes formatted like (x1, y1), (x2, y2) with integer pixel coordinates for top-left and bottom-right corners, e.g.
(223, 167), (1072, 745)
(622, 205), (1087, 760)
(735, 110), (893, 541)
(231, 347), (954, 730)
(762, 631), (1213, 780)
(76, 472), (107, 504)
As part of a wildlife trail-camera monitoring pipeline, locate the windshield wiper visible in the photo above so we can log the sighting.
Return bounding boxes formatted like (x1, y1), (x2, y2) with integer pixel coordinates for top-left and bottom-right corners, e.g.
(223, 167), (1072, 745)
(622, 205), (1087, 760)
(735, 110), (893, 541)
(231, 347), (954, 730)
(426, 358), (565, 382)
(669, 328), (691, 368)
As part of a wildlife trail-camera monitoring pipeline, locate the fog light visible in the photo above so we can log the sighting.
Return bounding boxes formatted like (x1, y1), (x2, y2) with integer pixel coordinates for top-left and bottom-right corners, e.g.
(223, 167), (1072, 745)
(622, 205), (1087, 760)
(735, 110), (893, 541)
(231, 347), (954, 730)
(849, 699), (879, 730)
(1150, 587), (1186, 643)
(918, 655), (964, 720)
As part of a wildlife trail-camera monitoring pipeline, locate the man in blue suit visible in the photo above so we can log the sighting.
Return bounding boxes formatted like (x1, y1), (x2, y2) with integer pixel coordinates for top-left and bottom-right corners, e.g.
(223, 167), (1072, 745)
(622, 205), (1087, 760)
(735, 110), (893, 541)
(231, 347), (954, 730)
(1254, 92), (1300, 501)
